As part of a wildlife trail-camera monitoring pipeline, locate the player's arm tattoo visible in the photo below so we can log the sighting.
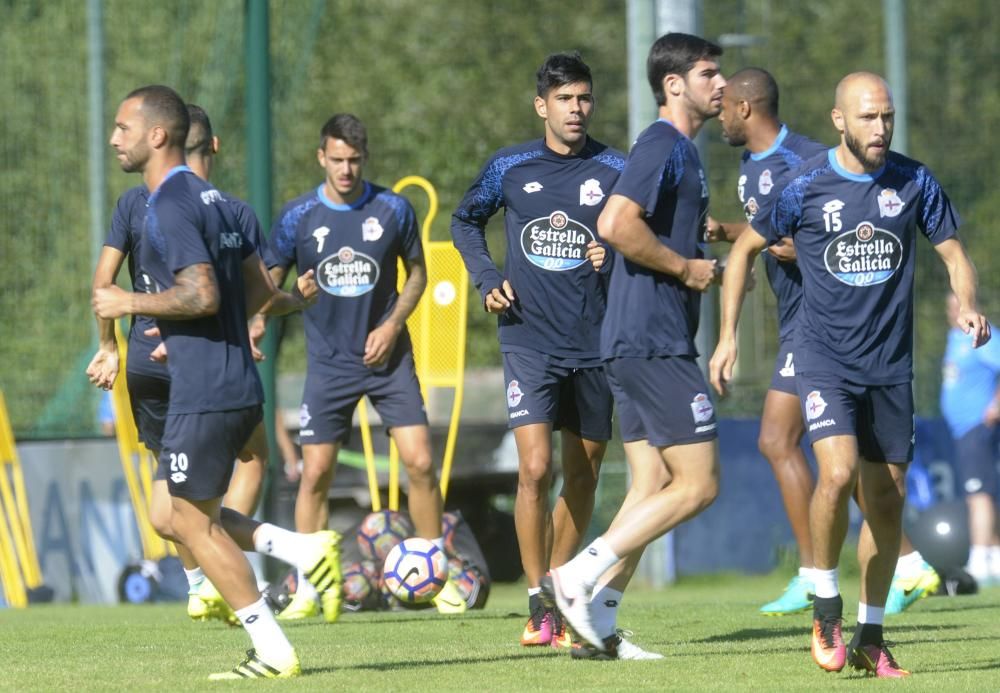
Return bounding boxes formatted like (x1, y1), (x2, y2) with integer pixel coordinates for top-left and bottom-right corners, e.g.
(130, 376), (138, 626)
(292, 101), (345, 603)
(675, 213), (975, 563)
(132, 263), (220, 319)
(386, 256), (427, 328)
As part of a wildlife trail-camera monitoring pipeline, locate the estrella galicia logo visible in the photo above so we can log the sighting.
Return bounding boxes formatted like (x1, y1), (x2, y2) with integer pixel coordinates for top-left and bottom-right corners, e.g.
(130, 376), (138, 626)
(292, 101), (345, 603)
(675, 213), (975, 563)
(823, 221), (902, 287)
(317, 246), (380, 297)
(519, 210), (595, 271)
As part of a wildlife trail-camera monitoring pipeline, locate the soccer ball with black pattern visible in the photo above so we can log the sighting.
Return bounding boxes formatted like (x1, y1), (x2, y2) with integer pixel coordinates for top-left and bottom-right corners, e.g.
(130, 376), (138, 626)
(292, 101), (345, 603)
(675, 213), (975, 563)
(341, 561), (379, 612)
(382, 538), (448, 604)
(356, 510), (413, 561)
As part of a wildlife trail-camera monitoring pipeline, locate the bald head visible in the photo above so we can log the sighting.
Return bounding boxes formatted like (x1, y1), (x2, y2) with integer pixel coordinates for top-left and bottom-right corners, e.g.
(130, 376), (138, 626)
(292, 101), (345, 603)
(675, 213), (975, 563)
(726, 67), (779, 117)
(834, 72), (892, 112)
(831, 72), (895, 172)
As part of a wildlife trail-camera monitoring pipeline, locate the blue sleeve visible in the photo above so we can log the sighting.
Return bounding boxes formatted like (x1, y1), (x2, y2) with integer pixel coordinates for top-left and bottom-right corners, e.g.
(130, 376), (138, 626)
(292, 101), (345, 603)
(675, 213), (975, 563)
(610, 130), (679, 217)
(451, 154), (507, 302)
(917, 167), (960, 244)
(105, 192), (134, 251)
(268, 205), (299, 270)
(232, 201), (263, 261)
(396, 198), (423, 263)
(154, 194), (212, 274)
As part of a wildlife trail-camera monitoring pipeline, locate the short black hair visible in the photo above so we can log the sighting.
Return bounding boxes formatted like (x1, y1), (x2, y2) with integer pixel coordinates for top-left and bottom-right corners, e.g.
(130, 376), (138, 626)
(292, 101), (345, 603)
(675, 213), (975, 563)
(125, 84), (189, 147)
(319, 113), (368, 156)
(536, 52), (593, 97)
(647, 33), (723, 106)
(185, 104), (214, 156)
(727, 67), (779, 117)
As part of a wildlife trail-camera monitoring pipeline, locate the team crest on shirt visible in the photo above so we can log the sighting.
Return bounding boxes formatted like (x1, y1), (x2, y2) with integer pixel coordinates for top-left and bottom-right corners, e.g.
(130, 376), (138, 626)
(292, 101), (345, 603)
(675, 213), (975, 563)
(362, 216), (384, 242)
(299, 404), (312, 428)
(317, 246), (380, 297)
(690, 393), (714, 424)
(579, 179), (605, 206)
(805, 391), (827, 421)
(312, 226), (331, 253)
(519, 210), (595, 271)
(737, 174), (747, 202)
(743, 197), (760, 222)
(506, 380), (524, 408)
(823, 221), (902, 286)
(758, 169), (774, 195)
(877, 189), (905, 218)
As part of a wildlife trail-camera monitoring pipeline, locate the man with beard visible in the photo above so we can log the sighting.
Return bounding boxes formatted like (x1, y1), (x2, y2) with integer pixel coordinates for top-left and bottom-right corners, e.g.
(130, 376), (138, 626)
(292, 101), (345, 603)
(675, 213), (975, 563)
(710, 72), (989, 678)
(541, 33), (725, 658)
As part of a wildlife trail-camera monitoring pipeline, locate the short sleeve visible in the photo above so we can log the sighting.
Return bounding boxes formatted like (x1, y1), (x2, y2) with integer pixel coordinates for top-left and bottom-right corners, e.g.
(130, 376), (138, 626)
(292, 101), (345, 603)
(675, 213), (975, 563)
(611, 128), (680, 217)
(154, 193), (212, 274)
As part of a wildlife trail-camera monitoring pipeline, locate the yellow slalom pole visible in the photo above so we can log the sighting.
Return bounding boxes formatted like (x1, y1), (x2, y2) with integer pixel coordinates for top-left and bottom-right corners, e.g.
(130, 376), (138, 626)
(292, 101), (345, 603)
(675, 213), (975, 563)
(0, 389), (43, 590)
(357, 399), (381, 511)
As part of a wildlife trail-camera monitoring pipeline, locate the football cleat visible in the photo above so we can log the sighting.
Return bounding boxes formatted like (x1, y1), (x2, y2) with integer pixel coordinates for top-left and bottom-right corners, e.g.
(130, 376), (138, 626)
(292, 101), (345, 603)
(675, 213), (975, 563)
(885, 561), (940, 614)
(432, 578), (468, 615)
(276, 589), (319, 621)
(320, 586), (342, 624)
(570, 630), (663, 661)
(849, 641), (910, 678)
(208, 648), (301, 680)
(520, 600), (553, 646)
(759, 575), (814, 615)
(540, 569), (603, 652)
(187, 591), (210, 621)
(550, 609), (572, 649)
(811, 616), (847, 672)
(302, 530), (342, 593)
(197, 580), (239, 626)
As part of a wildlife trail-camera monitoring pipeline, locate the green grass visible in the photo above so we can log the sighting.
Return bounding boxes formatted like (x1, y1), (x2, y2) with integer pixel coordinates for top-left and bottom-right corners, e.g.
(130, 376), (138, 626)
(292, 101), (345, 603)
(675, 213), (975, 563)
(1, 574), (999, 691)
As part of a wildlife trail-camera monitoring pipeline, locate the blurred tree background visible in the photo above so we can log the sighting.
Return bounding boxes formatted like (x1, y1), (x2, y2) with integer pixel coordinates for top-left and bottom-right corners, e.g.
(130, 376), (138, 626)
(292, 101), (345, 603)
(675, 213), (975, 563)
(0, 0), (996, 437)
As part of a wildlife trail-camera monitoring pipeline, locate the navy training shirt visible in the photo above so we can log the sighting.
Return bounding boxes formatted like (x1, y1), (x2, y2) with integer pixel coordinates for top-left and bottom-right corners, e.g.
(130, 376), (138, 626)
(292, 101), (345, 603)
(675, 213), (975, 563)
(753, 149), (960, 385)
(601, 120), (710, 359)
(451, 137), (624, 364)
(737, 125), (827, 340)
(269, 182), (423, 372)
(106, 186), (268, 381)
(138, 166), (263, 413)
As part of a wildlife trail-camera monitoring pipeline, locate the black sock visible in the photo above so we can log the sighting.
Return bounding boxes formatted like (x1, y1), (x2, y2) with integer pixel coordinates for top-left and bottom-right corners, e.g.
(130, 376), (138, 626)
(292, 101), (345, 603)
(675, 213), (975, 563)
(813, 594), (843, 621)
(528, 592), (543, 613)
(855, 623), (884, 647)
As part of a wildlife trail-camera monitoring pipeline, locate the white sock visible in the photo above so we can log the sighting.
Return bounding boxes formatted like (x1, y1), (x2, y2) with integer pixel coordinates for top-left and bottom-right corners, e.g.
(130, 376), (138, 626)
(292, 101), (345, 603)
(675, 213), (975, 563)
(813, 568), (839, 598)
(563, 537), (620, 589)
(857, 602), (885, 625)
(253, 523), (312, 568)
(296, 567), (318, 600)
(235, 597), (295, 662)
(989, 545), (1000, 575)
(527, 586), (541, 598)
(590, 586), (623, 638)
(184, 567), (205, 592)
(967, 544), (990, 576)
(798, 566), (815, 581)
(895, 550), (924, 578)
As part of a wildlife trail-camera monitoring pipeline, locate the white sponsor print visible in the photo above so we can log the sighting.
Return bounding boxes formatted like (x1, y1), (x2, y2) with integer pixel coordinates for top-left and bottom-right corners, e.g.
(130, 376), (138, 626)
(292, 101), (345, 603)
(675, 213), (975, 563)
(823, 223), (902, 286)
(805, 390), (828, 421)
(877, 188), (905, 218)
(698, 168), (709, 198)
(313, 226), (330, 253)
(299, 404), (312, 429)
(169, 452), (189, 485)
(507, 380), (524, 408)
(170, 472), (187, 484)
(579, 178), (605, 206)
(523, 181), (543, 193)
(695, 424), (717, 434)
(808, 418), (836, 432)
(200, 189), (224, 205)
(758, 169), (773, 195)
(690, 393), (714, 424)
(362, 216), (384, 242)
(779, 351), (795, 378)
(737, 174), (747, 202)
(509, 409), (529, 419)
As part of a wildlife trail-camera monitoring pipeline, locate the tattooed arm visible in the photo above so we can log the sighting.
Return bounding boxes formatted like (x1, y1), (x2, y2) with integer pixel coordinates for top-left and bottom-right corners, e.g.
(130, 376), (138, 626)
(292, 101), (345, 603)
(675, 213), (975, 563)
(92, 263), (220, 320)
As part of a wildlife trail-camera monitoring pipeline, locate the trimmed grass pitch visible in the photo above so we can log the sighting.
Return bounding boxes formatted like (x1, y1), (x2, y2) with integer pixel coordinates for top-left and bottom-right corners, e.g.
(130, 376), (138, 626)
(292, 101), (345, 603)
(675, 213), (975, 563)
(1, 573), (998, 690)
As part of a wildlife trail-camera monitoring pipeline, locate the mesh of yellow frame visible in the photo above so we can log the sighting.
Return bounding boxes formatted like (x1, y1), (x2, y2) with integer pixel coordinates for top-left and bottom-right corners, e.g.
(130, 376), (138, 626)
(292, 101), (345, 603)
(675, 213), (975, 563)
(358, 176), (468, 511)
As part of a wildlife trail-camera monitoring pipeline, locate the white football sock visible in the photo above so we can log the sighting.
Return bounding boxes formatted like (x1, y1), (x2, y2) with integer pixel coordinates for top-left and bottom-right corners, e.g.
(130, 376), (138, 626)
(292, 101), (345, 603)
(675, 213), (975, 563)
(857, 602), (885, 625)
(184, 567), (205, 591)
(813, 568), (839, 599)
(895, 550), (925, 578)
(235, 597), (295, 661)
(590, 585), (623, 637)
(295, 567), (318, 600)
(563, 537), (620, 589)
(967, 544), (990, 577)
(253, 523), (312, 568)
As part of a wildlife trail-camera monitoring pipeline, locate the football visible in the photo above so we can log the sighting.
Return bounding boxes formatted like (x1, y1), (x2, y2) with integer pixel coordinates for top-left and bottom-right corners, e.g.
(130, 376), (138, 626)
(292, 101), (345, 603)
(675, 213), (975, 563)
(341, 561), (379, 612)
(356, 509), (414, 561)
(382, 537), (448, 604)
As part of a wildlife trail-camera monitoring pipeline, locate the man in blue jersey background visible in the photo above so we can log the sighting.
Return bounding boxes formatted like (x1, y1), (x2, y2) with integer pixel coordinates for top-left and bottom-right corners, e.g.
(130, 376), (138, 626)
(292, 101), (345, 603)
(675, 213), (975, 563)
(941, 292), (1000, 586)
(268, 113), (466, 619)
(452, 53), (659, 657)
(711, 72), (989, 678)
(93, 85), (341, 680)
(542, 33), (725, 657)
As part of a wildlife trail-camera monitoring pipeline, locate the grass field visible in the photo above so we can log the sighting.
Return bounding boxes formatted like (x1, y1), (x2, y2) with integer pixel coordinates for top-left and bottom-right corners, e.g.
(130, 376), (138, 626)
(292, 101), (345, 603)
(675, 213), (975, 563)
(2, 573), (998, 691)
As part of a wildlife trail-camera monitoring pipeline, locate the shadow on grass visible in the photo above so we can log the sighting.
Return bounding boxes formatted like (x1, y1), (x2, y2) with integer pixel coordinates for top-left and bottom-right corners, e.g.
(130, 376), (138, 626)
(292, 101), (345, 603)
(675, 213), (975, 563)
(309, 648), (562, 674)
(688, 622), (965, 645)
(282, 612), (525, 629)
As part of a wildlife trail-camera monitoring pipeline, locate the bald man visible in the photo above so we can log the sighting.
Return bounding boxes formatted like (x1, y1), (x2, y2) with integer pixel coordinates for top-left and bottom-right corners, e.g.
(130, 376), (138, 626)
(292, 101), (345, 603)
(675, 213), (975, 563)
(709, 72), (990, 678)
(709, 67), (827, 615)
